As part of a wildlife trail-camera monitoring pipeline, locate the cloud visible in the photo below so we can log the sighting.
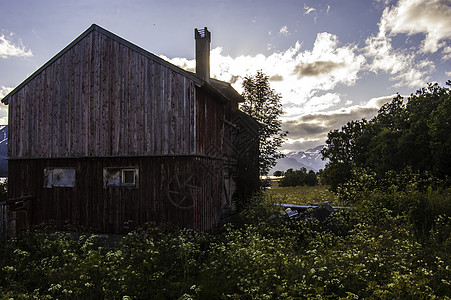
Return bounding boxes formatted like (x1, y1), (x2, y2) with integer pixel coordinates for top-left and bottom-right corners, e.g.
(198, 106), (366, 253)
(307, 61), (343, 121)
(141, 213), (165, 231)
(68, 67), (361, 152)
(279, 26), (290, 36)
(159, 55), (195, 73)
(302, 93), (342, 112)
(304, 4), (318, 22)
(364, 33), (435, 87)
(363, 0), (443, 87)
(0, 86), (11, 124)
(269, 74), (283, 81)
(380, 0), (451, 53)
(294, 61), (346, 77)
(442, 46), (451, 61)
(304, 4), (316, 15)
(0, 86), (13, 100)
(163, 32), (365, 119)
(0, 33), (33, 59)
(281, 94), (395, 151)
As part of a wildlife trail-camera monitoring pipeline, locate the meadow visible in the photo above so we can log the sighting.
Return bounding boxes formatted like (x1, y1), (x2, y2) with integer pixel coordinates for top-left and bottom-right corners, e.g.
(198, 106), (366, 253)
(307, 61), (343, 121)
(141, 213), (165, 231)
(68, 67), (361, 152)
(0, 183), (450, 299)
(265, 184), (337, 205)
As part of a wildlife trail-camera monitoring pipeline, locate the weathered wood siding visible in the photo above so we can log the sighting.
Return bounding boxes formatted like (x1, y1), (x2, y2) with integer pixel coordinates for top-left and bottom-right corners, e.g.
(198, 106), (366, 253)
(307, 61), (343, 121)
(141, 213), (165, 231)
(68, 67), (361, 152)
(196, 91), (224, 156)
(2, 25), (257, 236)
(195, 88), (242, 158)
(8, 29), (197, 159)
(7, 157), (223, 232)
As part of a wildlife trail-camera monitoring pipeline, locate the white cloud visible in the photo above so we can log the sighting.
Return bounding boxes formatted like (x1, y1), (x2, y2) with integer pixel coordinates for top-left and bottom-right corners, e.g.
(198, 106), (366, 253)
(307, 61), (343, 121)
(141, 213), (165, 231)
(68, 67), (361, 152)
(364, 0), (442, 87)
(303, 4), (318, 22)
(380, 0), (451, 53)
(0, 33), (33, 59)
(0, 86), (13, 100)
(442, 46), (451, 60)
(164, 32), (365, 119)
(279, 25), (289, 36)
(0, 86), (11, 124)
(281, 94), (396, 150)
(303, 93), (342, 113)
(304, 4), (316, 15)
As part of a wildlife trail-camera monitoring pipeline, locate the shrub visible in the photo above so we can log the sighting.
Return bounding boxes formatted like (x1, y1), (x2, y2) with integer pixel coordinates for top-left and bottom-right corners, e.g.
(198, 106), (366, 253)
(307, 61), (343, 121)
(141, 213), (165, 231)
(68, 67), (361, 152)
(1, 189), (449, 299)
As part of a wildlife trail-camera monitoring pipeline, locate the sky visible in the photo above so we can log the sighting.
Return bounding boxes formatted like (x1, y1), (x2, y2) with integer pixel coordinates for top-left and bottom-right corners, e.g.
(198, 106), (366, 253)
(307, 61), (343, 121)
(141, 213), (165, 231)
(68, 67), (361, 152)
(0, 0), (450, 152)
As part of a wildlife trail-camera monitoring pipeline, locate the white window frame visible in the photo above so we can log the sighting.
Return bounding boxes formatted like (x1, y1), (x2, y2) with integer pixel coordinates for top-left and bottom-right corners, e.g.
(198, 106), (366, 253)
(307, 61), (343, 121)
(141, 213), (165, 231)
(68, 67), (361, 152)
(103, 167), (139, 188)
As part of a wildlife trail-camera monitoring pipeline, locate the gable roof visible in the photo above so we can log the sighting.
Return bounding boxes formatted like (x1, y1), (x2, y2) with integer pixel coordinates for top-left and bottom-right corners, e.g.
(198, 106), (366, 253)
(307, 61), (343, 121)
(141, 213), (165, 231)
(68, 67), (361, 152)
(1, 24), (243, 105)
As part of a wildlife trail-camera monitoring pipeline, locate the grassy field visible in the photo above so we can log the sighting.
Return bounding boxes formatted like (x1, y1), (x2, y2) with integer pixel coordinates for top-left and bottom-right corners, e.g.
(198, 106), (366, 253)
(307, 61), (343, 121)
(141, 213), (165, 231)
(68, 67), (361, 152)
(1, 182), (449, 299)
(264, 184), (338, 205)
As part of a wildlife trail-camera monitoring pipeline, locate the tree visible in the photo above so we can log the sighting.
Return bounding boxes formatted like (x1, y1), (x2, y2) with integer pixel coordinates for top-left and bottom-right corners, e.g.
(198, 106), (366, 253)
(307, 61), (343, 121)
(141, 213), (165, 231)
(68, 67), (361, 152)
(241, 70), (287, 175)
(321, 119), (368, 190)
(278, 168), (319, 187)
(427, 81), (451, 177)
(322, 81), (451, 190)
(273, 170), (284, 177)
(305, 170), (318, 186)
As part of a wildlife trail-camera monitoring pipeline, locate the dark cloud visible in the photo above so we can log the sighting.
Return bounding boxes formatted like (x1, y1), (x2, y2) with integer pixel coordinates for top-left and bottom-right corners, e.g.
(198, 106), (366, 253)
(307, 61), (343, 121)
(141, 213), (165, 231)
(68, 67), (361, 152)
(230, 75), (241, 84)
(293, 61), (345, 78)
(283, 120), (328, 136)
(282, 105), (380, 141)
(269, 74), (284, 81)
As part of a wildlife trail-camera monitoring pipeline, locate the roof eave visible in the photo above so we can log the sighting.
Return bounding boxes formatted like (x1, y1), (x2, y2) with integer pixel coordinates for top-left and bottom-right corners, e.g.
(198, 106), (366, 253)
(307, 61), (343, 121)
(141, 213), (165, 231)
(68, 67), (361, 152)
(1, 24), (204, 105)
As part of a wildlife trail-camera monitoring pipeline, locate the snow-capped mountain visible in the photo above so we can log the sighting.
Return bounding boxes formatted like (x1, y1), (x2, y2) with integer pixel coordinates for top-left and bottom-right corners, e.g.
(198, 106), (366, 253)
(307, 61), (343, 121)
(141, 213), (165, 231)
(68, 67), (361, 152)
(270, 145), (328, 174)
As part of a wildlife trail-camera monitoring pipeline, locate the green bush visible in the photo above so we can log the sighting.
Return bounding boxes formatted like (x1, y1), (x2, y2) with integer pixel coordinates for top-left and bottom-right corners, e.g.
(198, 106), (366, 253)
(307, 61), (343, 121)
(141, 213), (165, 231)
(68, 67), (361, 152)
(279, 168), (318, 187)
(1, 188), (450, 299)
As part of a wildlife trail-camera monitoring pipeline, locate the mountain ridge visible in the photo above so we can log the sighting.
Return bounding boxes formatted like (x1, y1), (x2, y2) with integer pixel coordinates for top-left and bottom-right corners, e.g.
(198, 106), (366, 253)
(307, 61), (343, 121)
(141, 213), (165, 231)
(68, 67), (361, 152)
(270, 145), (328, 175)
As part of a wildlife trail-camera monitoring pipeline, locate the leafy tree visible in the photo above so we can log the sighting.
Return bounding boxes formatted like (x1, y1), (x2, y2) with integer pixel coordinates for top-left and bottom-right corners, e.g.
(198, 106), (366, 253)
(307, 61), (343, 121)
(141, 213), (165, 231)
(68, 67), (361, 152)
(279, 168), (318, 187)
(321, 119), (368, 190)
(273, 170), (284, 177)
(241, 70), (287, 175)
(0, 178), (7, 202)
(428, 82), (451, 177)
(322, 81), (451, 189)
(305, 170), (318, 186)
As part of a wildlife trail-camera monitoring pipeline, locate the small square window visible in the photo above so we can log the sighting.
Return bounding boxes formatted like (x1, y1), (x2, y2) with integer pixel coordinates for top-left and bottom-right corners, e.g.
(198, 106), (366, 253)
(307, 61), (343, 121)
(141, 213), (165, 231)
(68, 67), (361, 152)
(104, 167), (138, 188)
(122, 169), (136, 185)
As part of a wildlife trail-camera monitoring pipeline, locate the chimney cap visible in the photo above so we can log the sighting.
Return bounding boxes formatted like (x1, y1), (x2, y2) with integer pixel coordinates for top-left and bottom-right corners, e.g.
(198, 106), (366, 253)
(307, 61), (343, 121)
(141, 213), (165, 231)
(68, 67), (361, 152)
(195, 27), (211, 41)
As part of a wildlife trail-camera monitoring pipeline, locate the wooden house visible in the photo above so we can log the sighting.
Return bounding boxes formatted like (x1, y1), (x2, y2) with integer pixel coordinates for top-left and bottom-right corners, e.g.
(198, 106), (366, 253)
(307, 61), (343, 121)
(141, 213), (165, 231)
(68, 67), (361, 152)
(0, 24), (259, 238)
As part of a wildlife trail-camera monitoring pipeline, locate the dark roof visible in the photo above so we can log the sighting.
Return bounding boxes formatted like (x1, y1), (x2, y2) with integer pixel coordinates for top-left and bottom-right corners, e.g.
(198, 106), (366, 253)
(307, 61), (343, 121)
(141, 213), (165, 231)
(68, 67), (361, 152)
(210, 79), (244, 103)
(1, 24), (242, 105)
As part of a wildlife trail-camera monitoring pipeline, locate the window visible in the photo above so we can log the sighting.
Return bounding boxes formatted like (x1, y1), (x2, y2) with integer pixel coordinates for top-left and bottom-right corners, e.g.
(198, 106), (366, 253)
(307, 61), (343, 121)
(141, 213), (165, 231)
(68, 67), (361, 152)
(44, 168), (76, 188)
(122, 169), (136, 185)
(104, 168), (138, 187)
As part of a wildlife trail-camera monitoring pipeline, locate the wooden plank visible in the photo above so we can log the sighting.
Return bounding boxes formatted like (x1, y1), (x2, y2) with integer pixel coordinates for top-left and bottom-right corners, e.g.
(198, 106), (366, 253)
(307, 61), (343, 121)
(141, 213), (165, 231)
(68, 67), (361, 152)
(5, 27), (229, 160)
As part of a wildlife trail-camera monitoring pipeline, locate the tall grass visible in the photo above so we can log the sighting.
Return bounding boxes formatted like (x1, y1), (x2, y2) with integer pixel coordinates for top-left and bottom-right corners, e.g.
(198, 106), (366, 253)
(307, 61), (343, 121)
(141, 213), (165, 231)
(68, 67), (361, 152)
(0, 184), (449, 299)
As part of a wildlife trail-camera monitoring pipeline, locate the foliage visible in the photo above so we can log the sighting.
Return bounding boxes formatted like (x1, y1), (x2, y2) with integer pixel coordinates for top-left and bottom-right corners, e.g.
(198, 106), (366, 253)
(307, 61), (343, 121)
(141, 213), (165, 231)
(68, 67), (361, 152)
(0, 178), (7, 202)
(241, 70), (287, 175)
(272, 170), (284, 177)
(279, 168), (318, 187)
(322, 81), (451, 190)
(265, 185), (338, 206)
(335, 167), (451, 240)
(2, 183), (450, 299)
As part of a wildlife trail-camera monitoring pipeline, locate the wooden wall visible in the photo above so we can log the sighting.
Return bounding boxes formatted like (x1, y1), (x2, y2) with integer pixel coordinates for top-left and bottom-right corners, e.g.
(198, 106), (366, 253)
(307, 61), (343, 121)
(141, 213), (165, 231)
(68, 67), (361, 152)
(2, 26), (257, 236)
(7, 156), (223, 233)
(8, 29), (197, 159)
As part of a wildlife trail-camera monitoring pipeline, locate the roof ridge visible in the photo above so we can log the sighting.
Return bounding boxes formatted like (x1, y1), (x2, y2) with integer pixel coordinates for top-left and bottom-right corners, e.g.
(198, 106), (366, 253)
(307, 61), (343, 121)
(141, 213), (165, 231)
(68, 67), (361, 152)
(1, 24), (203, 104)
